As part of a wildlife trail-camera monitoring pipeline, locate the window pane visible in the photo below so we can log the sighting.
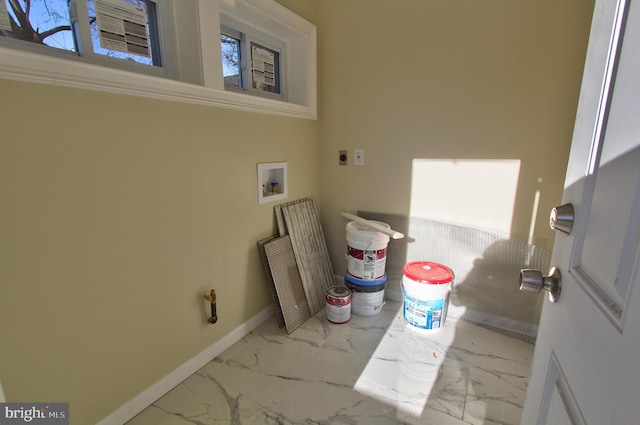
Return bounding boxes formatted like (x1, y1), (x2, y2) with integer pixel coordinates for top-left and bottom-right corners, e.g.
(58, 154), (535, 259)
(0, 0), (76, 52)
(221, 33), (240, 88)
(250, 42), (279, 94)
(88, 0), (160, 66)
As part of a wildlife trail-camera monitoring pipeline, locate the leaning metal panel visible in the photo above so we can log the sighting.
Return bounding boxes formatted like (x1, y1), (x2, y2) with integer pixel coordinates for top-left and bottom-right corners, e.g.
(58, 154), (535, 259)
(264, 235), (311, 334)
(257, 235), (285, 329)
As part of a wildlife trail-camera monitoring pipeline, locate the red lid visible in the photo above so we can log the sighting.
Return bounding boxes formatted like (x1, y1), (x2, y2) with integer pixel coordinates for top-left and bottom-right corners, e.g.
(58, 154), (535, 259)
(402, 261), (453, 284)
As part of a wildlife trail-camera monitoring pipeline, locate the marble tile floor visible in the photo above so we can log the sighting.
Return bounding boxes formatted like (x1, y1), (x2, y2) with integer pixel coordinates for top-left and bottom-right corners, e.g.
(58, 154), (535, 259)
(126, 301), (534, 425)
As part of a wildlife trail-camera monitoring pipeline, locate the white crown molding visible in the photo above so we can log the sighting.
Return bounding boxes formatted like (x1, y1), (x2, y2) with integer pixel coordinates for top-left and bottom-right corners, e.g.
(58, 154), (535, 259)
(0, 46), (314, 119)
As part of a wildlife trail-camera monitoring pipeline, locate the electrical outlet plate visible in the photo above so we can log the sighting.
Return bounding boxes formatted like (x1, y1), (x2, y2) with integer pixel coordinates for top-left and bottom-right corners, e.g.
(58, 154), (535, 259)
(354, 149), (364, 166)
(339, 150), (347, 165)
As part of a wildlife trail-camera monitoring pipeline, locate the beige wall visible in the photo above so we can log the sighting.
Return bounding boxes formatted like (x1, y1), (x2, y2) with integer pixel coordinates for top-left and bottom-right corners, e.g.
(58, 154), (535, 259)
(0, 74), (319, 422)
(317, 0), (594, 273)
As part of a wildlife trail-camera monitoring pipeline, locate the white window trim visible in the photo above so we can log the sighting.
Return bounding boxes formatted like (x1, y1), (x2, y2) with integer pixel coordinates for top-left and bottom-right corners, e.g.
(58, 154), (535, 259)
(0, 0), (317, 119)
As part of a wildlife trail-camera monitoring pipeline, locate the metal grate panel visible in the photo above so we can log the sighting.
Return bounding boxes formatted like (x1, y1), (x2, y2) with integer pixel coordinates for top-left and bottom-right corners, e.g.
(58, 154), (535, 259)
(257, 235), (285, 329)
(264, 236), (311, 334)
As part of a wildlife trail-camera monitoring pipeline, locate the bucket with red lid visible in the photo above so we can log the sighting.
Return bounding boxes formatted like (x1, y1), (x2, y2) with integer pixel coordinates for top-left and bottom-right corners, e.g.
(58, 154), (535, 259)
(402, 261), (454, 331)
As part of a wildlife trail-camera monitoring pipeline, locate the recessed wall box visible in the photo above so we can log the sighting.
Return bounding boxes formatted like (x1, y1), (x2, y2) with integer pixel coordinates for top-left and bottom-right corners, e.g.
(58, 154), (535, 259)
(258, 162), (288, 204)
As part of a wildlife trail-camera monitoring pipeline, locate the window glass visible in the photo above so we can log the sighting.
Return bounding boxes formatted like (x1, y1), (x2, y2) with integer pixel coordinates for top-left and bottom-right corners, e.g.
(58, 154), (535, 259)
(220, 32), (240, 88)
(250, 41), (279, 94)
(0, 0), (160, 66)
(88, 0), (160, 66)
(220, 23), (283, 98)
(0, 0), (76, 52)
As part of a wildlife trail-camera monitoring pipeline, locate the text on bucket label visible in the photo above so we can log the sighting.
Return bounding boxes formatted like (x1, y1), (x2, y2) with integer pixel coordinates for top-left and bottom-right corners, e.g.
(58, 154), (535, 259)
(403, 293), (446, 330)
(347, 248), (387, 280)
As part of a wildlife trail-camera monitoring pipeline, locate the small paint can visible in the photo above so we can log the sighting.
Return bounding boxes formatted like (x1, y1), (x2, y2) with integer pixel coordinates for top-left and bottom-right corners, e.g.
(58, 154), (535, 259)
(326, 286), (352, 324)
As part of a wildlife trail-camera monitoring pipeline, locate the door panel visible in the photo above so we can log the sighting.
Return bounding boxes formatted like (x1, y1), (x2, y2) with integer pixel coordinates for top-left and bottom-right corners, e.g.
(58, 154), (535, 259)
(521, 0), (640, 424)
(537, 353), (586, 425)
(571, 0), (640, 326)
(546, 393), (574, 425)
(574, 145), (640, 327)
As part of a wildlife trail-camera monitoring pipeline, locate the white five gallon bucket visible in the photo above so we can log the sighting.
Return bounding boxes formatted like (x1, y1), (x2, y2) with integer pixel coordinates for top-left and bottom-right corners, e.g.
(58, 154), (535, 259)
(402, 261), (454, 331)
(344, 273), (387, 316)
(346, 221), (391, 280)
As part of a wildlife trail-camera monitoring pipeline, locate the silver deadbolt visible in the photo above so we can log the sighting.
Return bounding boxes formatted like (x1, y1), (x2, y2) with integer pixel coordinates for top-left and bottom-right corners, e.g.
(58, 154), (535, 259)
(519, 267), (562, 303)
(550, 203), (574, 235)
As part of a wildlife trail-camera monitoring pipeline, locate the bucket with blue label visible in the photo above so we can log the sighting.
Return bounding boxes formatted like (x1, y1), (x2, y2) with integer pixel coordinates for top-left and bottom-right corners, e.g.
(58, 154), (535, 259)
(344, 272), (387, 316)
(402, 261), (454, 331)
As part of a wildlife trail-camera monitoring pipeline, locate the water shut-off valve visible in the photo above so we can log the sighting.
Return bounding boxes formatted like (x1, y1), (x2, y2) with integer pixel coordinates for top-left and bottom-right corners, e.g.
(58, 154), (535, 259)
(203, 289), (218, 324)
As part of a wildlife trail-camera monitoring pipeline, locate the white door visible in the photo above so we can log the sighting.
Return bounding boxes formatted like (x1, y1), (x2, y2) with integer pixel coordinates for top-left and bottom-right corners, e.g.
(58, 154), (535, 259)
(520, 0), (640, 424)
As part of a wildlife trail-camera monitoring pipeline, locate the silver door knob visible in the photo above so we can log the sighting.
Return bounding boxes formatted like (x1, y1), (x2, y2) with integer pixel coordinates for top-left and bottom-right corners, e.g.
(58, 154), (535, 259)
(550, 203), (574, 235)
(519, 267), (562, 303)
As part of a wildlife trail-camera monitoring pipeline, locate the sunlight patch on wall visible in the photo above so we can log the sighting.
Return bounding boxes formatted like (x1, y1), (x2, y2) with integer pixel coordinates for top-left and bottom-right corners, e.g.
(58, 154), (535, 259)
(406, 159), (546, 335)
(410, 159), (521, 236)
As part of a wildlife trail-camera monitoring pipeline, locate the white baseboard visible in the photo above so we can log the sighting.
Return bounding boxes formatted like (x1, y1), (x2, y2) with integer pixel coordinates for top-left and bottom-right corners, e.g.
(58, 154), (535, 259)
(96, 305), (274, 425)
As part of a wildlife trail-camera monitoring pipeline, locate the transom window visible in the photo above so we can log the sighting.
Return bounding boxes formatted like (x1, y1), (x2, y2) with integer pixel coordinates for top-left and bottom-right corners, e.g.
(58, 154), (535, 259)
(0, 0), (165, 71)
(220, 24), (283, 100)
(0, 0), (317, 118)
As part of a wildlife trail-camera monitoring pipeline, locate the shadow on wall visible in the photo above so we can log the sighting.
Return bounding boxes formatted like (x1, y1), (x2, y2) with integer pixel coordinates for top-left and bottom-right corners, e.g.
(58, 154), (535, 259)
(359, 211), (549, 338)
